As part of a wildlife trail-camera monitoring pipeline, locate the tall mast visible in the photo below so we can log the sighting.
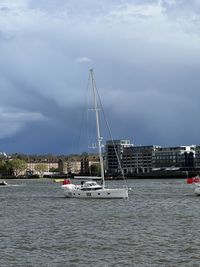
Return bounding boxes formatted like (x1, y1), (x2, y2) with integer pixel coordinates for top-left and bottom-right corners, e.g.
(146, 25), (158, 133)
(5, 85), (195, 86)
(90, 69), (105, 188)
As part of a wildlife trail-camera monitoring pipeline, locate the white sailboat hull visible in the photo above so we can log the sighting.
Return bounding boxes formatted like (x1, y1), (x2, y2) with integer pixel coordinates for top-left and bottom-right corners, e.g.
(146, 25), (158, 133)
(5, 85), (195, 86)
(63, 187), (128, 199)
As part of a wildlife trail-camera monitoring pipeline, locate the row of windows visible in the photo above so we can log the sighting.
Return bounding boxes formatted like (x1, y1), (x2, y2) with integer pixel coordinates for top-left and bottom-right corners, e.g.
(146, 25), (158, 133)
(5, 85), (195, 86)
(69, 192), (111, 196)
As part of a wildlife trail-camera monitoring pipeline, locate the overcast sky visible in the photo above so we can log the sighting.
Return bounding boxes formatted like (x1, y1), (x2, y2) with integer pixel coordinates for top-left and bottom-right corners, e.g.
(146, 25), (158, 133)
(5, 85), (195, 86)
(0, 0), (200, 154)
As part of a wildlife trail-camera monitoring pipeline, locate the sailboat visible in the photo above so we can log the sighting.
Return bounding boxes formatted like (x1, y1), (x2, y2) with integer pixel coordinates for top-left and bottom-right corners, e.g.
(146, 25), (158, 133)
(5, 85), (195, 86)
(62, 69), (129, 199)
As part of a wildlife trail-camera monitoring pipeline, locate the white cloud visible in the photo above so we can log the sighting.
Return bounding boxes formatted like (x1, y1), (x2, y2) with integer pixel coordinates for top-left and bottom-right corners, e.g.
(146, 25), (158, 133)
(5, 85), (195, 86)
(0, 108), (45, 139)
(0, 108), (44, 121)
(76, 57), (92, 63)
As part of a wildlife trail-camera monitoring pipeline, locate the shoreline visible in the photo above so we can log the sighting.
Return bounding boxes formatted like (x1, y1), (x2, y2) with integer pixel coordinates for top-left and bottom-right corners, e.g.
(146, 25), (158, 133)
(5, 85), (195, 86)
(1, 170), (198, 180)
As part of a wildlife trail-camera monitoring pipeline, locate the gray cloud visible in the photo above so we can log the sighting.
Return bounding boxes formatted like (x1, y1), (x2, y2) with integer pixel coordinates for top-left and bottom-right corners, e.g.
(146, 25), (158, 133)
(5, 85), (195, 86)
(0, 0), (200, 153)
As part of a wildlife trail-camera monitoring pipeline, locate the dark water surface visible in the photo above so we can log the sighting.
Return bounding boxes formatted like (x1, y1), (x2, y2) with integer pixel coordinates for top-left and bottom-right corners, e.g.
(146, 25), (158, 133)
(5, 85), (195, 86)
(0, 179), (199, 267)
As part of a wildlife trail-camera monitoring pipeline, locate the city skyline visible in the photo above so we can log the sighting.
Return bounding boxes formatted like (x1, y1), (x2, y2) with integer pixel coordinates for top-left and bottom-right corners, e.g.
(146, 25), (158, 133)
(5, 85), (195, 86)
(0, 1), (200, 154)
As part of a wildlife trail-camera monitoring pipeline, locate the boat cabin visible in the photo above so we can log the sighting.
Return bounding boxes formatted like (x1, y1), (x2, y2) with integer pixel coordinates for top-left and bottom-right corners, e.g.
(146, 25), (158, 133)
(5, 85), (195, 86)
(81, 181), (102, 191)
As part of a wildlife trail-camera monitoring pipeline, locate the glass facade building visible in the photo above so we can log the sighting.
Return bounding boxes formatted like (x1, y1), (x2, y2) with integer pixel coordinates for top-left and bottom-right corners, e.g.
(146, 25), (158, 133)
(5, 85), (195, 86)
(105, 141), (196, 175)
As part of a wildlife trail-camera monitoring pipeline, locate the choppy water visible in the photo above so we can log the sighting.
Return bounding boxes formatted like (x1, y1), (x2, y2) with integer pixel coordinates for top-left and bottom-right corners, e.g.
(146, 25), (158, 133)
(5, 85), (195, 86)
(0, 179), (199, 267)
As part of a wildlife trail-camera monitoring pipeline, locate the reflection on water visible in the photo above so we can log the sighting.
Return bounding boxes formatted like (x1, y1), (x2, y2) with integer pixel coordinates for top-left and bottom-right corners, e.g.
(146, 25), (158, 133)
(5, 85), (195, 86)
(0, 179), (199, 267)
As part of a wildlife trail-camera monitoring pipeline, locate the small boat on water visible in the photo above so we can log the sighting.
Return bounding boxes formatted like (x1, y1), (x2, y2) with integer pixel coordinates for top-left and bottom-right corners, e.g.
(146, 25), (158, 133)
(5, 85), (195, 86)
(186, 176), (200, 195)
(54, 179), (65, 183)
(0, 180), (8, 186)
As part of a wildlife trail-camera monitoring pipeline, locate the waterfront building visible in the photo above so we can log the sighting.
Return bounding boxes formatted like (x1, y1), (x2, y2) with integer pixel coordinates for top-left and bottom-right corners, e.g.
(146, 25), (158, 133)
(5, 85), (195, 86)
(24, 154), (60, 176)
(105, 143), (196, 176)
(194, 145), (200, 169)
(1, 143), (198, 178)
(27, 161), (58, 176)
(58, 159), (68, 174)
(58, 154), (99, 175)
(152, 146), (195, 169)
(80, 154), (99, 175)
(122, 145), (160, 174)
(67, 158), (81, 174)
(0, 152), (7, 159)
(105, 140), (133, 175)
(58, 157), (81, 174)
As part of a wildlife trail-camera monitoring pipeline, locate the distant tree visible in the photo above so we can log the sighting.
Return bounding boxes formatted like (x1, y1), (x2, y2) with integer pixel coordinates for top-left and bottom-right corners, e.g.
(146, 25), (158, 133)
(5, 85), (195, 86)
(90, 163), (101, 176)
(0, 160), (6, 176)
(1, 161), (13, 176)
(35, 163), (48, 178)
(49, 167), (59, 172)
(9, 159), (27, 177)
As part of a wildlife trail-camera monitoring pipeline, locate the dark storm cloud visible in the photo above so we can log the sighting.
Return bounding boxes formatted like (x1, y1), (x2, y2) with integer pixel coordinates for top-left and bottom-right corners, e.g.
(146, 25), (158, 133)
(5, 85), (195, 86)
(0, 0), (200, 153)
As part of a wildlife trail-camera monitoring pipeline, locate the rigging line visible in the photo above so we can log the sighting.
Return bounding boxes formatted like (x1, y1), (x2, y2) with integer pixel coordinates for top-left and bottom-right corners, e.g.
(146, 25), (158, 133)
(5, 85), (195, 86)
(76, 74), (90, 154)
(95, 87), (127, 184)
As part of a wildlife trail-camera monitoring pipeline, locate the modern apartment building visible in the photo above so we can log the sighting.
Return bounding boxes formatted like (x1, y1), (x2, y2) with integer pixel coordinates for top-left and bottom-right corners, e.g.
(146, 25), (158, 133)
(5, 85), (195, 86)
(193, 145), (200, 169)
(105, 140), (133, 175)
(105, 142), (196, 175)
(152, 146), (195, 169)
(122, 145), (160, 174)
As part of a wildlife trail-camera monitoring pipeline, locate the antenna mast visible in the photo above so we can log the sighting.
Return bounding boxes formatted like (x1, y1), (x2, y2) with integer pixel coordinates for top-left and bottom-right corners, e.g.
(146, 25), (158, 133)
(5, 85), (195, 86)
(90, 69), (105, 188)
